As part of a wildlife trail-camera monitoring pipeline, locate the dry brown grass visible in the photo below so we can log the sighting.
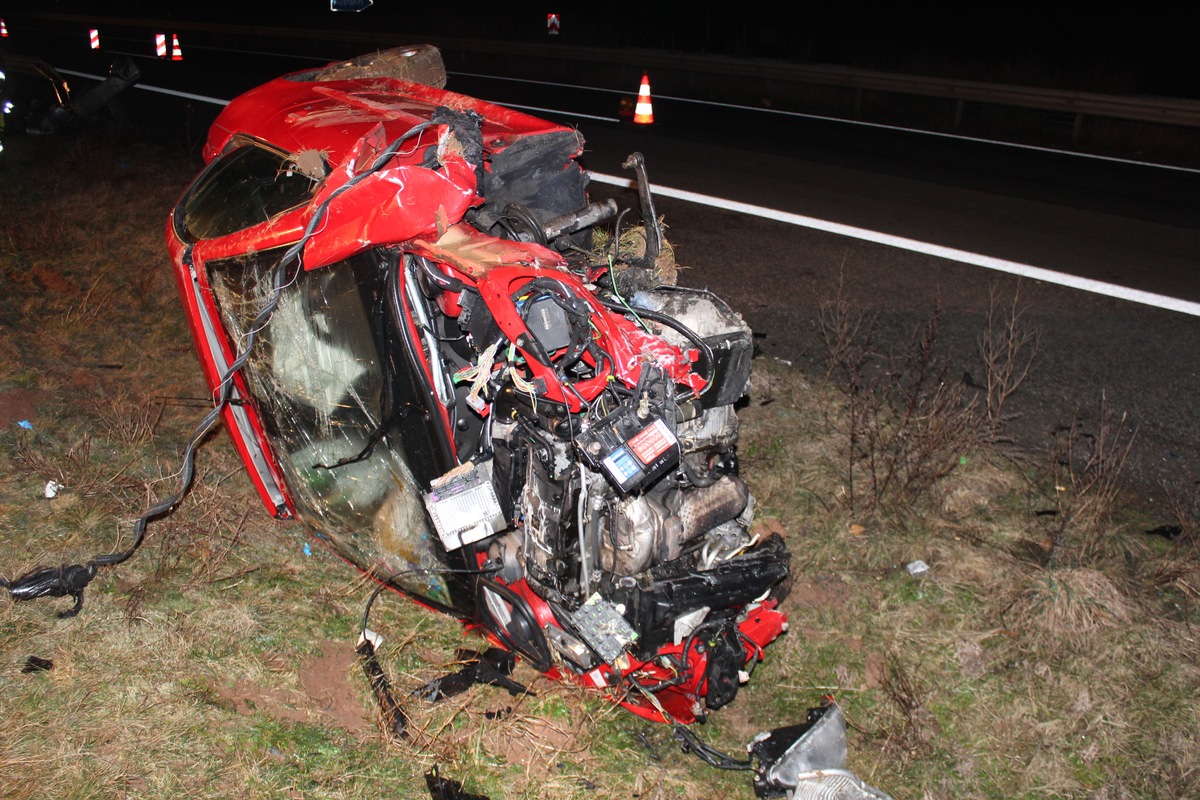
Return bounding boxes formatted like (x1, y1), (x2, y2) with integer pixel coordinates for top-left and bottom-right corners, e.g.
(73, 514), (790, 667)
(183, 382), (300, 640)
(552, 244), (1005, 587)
(978, 282), (1039, 442)
(1004, 567), (1133, 649)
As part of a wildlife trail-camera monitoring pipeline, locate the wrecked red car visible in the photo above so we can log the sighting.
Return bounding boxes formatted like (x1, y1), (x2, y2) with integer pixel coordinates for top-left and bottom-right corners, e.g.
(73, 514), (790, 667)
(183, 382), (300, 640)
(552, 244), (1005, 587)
(0, 45), (893, 799)
(167, 45), (790, 728)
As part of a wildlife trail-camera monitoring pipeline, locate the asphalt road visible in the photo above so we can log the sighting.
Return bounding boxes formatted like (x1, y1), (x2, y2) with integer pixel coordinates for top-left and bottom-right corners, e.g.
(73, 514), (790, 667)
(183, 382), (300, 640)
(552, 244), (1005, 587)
(16, 31), (1200, 506)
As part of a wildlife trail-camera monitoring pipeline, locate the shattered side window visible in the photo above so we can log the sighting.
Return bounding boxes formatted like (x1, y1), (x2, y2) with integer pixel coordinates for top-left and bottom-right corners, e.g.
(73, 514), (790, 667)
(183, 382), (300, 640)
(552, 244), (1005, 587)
(205, 247), (457, 608)
(179, 143), (319, 242)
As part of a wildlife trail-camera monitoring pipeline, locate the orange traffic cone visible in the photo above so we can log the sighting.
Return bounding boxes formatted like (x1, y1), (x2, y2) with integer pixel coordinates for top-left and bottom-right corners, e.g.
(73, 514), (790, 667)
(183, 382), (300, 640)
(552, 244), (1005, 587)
(633, 73), (654, 125)
(171, 33), (183, 61)
(1, 19), (9, 37)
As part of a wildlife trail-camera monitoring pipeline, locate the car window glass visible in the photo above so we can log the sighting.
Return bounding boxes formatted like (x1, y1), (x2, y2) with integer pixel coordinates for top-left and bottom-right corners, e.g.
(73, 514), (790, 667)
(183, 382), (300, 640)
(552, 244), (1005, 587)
(205, 247), (456, 609)
(180, 144), (319, 241)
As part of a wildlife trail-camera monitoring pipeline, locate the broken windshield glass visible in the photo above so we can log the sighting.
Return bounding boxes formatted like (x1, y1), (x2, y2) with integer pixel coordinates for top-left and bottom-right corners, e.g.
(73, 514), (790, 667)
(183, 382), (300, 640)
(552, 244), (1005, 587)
(205, 246), (462, 609)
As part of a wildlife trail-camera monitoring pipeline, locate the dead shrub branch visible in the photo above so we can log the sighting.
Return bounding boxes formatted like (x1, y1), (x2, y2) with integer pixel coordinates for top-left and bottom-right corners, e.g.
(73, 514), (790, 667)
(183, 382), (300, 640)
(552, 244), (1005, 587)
(1038, 393), (1137, 566)
(978, 282), (1040, 442)
(822, 289), (981, 516)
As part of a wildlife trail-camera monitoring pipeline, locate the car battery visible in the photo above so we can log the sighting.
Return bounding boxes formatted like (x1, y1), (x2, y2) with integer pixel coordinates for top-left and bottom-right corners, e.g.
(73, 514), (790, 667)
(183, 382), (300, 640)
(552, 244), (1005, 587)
(576, 404), (680, 494)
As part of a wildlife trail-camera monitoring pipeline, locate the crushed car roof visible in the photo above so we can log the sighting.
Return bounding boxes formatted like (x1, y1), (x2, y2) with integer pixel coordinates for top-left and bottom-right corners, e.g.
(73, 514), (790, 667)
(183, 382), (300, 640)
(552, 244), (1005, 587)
(203, 71), (577, 166)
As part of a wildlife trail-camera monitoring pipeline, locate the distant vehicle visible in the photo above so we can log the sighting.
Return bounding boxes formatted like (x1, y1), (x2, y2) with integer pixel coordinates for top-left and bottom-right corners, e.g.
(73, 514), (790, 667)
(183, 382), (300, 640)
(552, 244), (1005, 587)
(0, 53), (71, 136)
(0, 51), (138, 141)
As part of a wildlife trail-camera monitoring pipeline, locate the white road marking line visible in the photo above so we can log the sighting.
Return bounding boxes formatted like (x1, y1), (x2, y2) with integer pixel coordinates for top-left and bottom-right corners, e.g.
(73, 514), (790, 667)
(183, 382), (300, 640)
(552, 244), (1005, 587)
(59, 69), (230, 106)
(590, 173), (1200, 318)
(648, 96), (1200, 176)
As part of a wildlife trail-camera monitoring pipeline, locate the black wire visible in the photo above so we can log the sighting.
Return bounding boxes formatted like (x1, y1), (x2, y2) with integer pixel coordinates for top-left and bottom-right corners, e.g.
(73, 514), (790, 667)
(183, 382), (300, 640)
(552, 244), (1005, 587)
(611, 208), (631, 265)
(626, 667), (688, 693)
(91, 259), (289, 568)
(673, 724), (753, 771)
(618, 669), (752, 772)
(311, 411), (402, 471)
(360, 562), (502, 636)
(595, 299), (715, 401)
(681, 621), (722, 677)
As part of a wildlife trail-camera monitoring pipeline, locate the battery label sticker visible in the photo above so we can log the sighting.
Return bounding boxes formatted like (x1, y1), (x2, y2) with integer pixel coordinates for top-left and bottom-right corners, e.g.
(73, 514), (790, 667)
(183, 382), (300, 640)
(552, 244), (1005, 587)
(602, 446), (641, 485)
(627, 419), (677, 465)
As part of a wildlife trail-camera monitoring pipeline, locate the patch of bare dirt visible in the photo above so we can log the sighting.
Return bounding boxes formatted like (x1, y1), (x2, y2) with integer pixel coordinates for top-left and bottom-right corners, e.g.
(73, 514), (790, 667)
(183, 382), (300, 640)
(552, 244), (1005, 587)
(788, 576), (852, 611)
(218, 640), (370, 734)
(0, 388), (44, 428)
(752, 516), (789, 541)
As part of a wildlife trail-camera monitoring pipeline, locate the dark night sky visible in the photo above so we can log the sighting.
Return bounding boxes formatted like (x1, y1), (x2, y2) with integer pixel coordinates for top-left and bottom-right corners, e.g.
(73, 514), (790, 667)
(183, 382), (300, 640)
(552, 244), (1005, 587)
(17, 1), (1200, 98)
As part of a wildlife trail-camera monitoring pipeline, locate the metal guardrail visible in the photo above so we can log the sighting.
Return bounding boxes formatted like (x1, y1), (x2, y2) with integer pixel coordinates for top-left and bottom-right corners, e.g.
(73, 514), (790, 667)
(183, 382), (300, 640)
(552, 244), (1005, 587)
(21, 12), (1200, 130)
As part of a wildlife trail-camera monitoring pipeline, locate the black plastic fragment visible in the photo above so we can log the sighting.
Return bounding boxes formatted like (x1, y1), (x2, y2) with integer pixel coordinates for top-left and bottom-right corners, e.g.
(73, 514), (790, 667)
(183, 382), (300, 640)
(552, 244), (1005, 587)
(1144, 524), (1184, 541)
(414, 647), (533, 702)
(2, 563), (97, 618)
(703, 623), (747, 710)
(22, 656), (54, 673)
(426, 766), (491, 800)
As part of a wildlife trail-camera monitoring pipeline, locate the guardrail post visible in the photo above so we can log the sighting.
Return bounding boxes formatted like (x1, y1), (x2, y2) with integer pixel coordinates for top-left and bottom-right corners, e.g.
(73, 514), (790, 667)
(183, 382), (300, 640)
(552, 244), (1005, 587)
(954, 98), (964, 130)
(1073, 112), (1083, 144)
